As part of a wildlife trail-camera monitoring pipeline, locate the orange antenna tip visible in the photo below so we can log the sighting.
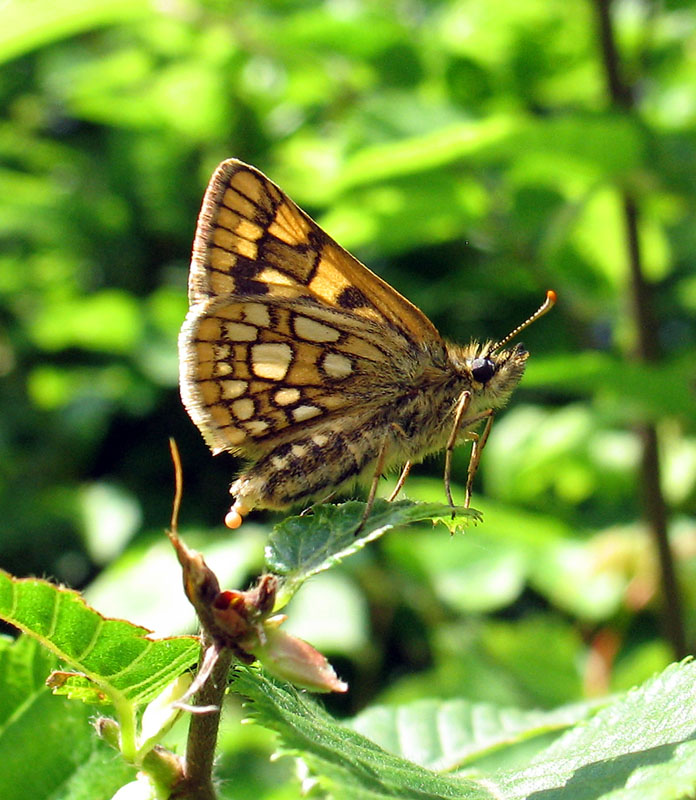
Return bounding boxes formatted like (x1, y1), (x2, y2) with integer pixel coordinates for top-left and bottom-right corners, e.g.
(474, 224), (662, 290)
(491, 290), (556, 352)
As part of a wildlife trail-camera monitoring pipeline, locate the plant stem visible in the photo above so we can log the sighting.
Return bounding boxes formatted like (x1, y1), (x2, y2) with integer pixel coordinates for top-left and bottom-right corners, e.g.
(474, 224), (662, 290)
(592, 0), (687, 658)
(175, 638), (234, 800)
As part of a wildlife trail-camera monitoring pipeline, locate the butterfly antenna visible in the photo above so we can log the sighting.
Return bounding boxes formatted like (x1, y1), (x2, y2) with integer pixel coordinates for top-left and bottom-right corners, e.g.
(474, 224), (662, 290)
(491, 290), (556, 353)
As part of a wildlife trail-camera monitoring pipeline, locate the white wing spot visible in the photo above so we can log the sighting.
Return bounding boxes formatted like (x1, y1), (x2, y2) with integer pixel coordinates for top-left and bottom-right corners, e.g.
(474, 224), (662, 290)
(294, 315), (341, 343)
(214, 362), (233, 377)
(312, 433), (329, 447)
(293, 405), (322, 422)
(232, 397), (255, 420)
(251, 343), (293, 380)
(220, 379), (248, 399)
(244, 419), (270, 436)
(291, 444), (308, 457)
(243, 303), (270, 327)
(321, 352), (353, 379)
(274, 387), (301, 406)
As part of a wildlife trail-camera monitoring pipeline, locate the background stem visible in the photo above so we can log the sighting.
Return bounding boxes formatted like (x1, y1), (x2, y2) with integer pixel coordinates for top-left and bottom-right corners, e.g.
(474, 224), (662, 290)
(593, 0), (687, 658)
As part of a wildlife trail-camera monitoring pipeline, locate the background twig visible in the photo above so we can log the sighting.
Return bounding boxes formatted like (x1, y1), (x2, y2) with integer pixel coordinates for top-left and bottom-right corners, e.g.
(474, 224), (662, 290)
(593, 0), (687, 658)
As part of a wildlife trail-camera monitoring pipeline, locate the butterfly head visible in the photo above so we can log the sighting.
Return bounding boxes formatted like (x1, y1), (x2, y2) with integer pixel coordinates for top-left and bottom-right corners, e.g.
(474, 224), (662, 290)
(452, 340), (529, 409)
(450, 290), (556, 410)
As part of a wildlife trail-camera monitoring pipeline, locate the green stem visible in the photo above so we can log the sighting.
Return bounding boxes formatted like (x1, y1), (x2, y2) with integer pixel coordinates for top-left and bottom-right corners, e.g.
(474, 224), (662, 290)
(115, 696), (138, 763)
(174, 637), (234, 800)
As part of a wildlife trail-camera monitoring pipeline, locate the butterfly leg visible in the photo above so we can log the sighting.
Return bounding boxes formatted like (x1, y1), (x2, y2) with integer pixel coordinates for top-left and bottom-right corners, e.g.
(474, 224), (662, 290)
(444, 391), (472, 512)
(355, 432), (393, 534)
(463, 411), (495, 508)
(387, 460), (412, 502)
(299, 490), (338, 516)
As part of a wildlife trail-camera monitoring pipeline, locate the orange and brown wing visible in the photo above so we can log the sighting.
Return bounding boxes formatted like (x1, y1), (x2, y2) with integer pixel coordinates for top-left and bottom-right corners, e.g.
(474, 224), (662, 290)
(187, 159), (442, 345)
(180, 159), (448, 459)
(179, 293), (426, 456)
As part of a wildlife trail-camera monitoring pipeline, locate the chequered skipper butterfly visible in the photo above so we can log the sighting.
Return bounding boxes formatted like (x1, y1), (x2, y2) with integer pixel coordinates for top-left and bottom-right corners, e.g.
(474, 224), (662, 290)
(179, 160), (555, 529)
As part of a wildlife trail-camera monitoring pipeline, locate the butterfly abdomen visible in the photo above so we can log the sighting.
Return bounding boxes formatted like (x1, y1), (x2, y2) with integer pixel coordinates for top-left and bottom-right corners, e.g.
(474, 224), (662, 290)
(230, 424), (381, 514)
(228, 380), (464, 516)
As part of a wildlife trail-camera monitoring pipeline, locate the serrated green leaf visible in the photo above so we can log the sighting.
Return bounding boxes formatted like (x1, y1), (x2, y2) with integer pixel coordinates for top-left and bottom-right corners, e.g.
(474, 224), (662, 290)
(0, 570), (199, 709)
(265, 500), (480, 606)
(232, 666), (495, 799)
(350, 697), (602, 772)
(494, 660), (696, 799)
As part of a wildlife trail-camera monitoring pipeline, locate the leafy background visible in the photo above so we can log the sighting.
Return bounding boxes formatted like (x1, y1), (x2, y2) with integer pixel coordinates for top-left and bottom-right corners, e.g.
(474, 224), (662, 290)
(1, 0), (695, 795)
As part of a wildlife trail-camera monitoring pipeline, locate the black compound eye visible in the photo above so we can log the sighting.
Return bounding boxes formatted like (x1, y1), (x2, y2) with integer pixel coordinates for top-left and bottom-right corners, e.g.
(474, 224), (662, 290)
(471, 357), (495, 384)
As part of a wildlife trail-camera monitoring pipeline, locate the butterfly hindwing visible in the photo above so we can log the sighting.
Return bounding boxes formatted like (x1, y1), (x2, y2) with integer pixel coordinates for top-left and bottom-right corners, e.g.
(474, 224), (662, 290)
(179, 291), (432, 457)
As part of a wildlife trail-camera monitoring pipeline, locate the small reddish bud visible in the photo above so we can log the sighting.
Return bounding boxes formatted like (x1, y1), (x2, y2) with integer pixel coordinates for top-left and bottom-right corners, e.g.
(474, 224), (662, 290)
(251, 627), (348, 693)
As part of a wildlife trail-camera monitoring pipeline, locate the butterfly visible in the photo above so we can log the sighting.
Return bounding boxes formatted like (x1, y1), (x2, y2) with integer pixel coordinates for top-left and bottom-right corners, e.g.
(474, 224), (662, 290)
(179, 159), (555, 529)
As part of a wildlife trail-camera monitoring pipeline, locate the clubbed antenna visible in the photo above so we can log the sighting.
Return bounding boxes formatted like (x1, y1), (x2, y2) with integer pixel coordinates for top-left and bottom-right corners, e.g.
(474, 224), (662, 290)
(491, 290), (557, 353)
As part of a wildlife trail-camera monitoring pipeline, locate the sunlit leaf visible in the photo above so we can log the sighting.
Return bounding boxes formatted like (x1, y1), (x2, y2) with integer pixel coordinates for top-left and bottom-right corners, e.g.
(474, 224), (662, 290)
(0, 571), (198, 708)
(495, 660), (696, 799)
(233, 667), (495, 800)
(0, 0), (152, 64)
(0, 635), (134, 800)
(350, 696), (601, 772)
(266, 500), (480, 607)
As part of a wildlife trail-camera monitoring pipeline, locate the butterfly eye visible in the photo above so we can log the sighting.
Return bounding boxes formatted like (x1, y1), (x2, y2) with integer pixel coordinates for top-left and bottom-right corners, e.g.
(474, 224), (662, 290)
(471, 357), (495, 384)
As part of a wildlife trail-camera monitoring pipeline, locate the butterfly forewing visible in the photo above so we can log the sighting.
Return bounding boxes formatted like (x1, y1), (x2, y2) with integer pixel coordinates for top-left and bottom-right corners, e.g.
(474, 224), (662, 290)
(180, 159), (450, 460)
(186, 159), (441, 343)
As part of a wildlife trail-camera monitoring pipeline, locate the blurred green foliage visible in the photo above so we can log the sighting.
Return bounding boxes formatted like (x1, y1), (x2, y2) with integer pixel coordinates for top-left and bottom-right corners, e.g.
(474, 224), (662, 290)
(0, 0), (695, 793)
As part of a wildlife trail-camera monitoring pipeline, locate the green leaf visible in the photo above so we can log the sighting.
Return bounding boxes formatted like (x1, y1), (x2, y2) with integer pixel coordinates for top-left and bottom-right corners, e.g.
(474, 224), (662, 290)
(234, 660), (696, 799)
(232, 666), (495, 799)
(0, 570), (199, 709)
(265, 500), (481, 606)
(0, 0), (152, 65)
(350, 696), (602, 772)
(528, 352), (696, 419)
(29, 289), (143, 354)
(335, 113), (643, 193)
(337, 117), (516, 190)
(0, 635), (134, 800)
(494, 660), (696, 799)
